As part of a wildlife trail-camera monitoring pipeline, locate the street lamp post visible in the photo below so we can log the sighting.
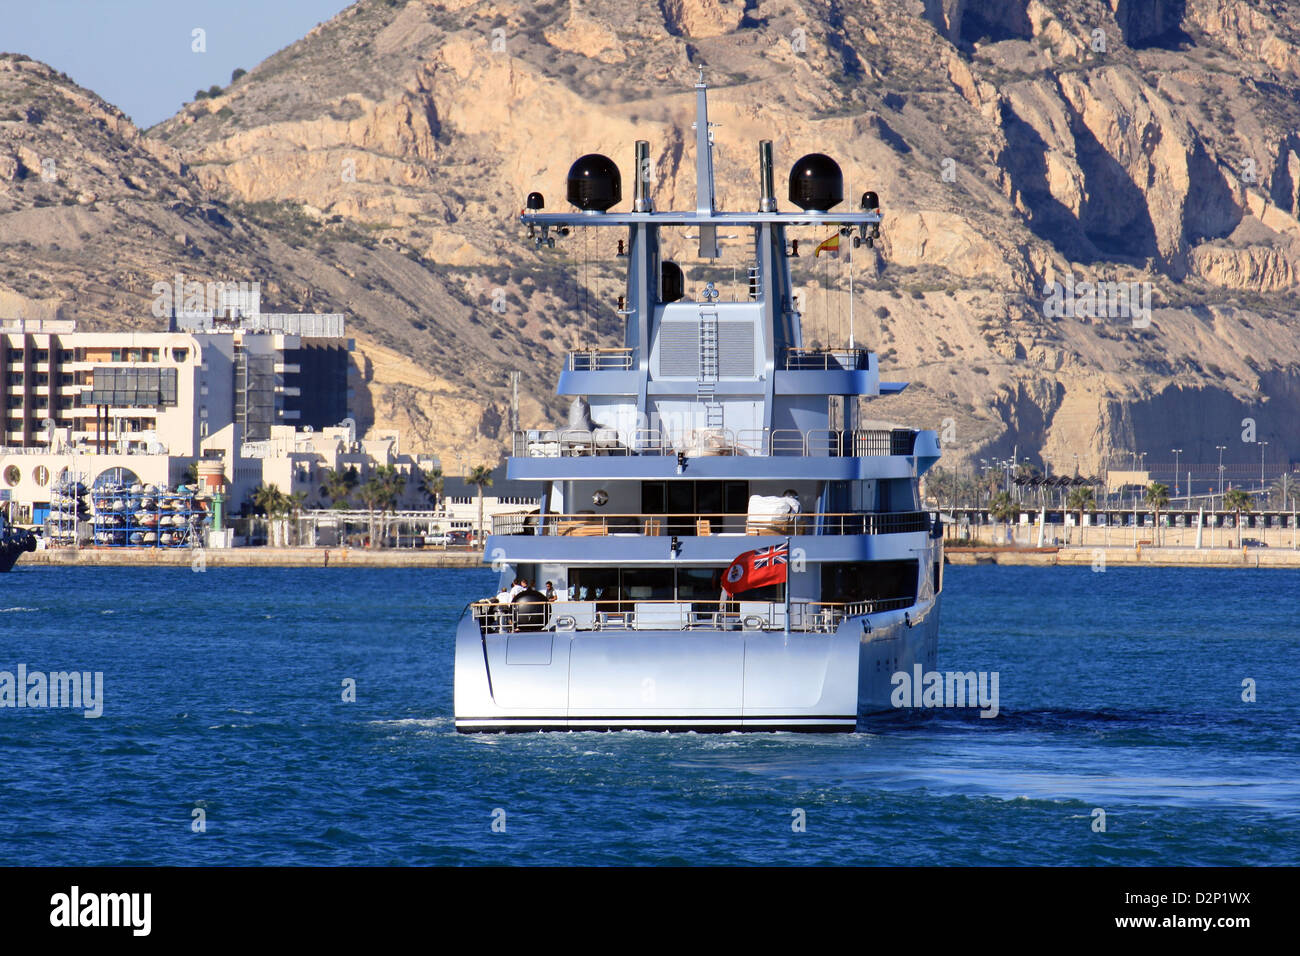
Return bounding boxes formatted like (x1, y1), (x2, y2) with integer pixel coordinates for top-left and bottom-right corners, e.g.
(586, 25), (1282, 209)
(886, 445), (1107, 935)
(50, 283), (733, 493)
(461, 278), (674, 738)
(1216, 445), (1226, 509)
(1260, 440), (1269, 498)
(1172, 448), (1182, 501)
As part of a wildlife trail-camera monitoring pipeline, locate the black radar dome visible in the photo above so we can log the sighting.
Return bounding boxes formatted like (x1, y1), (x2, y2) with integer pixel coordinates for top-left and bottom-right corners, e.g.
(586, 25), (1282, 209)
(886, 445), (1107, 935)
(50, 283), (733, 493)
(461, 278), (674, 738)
(511, 588), (550, 632)
(567, 154), (622, 211)
(788, 153), (844, 212)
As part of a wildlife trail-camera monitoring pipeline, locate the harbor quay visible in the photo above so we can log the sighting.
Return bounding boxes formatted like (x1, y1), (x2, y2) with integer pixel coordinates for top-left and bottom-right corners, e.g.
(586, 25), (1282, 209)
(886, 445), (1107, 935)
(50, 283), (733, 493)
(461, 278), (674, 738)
(947, 545), (1300, 568)
(21, 545), (482, 568)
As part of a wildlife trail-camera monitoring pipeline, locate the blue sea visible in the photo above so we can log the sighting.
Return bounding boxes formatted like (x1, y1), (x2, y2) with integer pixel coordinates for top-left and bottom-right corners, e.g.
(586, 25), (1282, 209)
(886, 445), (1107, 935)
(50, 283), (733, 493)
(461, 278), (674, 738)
(0, 564), (1296, 865)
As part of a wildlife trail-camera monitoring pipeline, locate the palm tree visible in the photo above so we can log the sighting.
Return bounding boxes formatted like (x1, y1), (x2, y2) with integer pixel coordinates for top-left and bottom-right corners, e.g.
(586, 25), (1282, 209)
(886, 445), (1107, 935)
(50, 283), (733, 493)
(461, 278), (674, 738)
(356, 474), (386, 548)
(321, 466), (358, 510)
(989, 490), (1017, 543)
(251, 482), (287, 546)
(1067, 485), (1096, 545)
(421, 465), (445, 511)
(1144, 482), (1169, 546)
(373, 464), (407, 544)
(466, 464), (494, 549)
(1267, 474), (1294, 513)
(1223, 489), (1254, 549)
(286, 489), (308, 546)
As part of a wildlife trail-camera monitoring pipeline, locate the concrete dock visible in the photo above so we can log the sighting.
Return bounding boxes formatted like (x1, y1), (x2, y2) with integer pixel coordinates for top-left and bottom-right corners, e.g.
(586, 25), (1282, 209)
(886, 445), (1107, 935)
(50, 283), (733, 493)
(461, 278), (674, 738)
(946, 545), (1300, 568)
(20, 547), (484, 568)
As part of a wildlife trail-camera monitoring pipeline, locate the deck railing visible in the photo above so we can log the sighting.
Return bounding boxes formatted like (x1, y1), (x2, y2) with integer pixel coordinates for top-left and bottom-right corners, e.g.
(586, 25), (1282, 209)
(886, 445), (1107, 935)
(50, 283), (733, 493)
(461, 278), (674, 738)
(511, 426), (918, 459)
(565, 347), (869, 372)
(471, 595), (916, 635)
(781, 347), (870, 371)
(490, 510), (932, 537)
(567, 347), (634, 371)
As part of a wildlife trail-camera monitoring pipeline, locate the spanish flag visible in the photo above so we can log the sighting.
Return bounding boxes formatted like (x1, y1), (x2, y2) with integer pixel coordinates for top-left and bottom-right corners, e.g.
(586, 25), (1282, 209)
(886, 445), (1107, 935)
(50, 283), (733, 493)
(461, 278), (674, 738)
(813, 233), (840, 258)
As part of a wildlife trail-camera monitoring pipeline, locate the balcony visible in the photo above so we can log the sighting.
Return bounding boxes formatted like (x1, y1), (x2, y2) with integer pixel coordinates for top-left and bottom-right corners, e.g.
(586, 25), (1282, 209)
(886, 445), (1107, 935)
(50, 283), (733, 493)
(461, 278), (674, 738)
(512, 426), (918, 459)
(568, 347), (633, 371)
(781, 347), (870, 370)
(472, 596), (916, 635)
(491, 510), (933, 537)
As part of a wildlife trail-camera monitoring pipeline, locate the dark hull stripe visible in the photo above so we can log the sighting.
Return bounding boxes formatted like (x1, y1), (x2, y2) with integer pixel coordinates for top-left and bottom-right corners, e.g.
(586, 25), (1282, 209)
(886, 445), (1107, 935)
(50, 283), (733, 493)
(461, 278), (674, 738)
(456, 716), (858, 734)
(457, 715), (858, 722)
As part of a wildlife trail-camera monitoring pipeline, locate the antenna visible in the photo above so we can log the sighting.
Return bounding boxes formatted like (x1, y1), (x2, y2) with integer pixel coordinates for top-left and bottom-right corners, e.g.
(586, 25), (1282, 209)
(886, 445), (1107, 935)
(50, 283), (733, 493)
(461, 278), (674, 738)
(693, 69), (720, 257)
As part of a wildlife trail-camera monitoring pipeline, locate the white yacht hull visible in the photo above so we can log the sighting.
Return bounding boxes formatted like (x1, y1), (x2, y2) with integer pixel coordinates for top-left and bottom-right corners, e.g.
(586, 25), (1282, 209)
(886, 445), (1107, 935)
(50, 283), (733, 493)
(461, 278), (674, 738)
(453, 595), (940, 733)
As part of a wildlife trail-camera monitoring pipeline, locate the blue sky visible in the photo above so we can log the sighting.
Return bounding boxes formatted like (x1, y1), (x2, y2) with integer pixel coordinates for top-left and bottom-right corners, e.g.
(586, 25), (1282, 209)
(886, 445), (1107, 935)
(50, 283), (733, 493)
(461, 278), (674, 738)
(0, 0), (354, 128)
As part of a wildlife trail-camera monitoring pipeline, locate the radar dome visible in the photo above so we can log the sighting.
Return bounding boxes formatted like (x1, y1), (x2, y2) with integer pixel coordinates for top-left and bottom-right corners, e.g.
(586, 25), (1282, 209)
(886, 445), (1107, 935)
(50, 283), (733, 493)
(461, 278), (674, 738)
(788, 154), (843, 212)
(511, 589), (550, 632)
(567, 154), (621, 211)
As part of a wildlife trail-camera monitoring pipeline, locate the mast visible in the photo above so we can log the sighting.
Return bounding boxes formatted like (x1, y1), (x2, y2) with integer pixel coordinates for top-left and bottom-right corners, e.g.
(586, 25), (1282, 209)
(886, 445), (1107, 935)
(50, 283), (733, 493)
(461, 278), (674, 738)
(693, 69), (720, 258)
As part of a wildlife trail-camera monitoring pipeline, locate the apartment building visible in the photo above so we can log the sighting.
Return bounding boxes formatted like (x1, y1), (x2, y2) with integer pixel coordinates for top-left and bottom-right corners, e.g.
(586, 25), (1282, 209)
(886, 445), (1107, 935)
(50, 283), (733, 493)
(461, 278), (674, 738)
(0, 314), (353, 524)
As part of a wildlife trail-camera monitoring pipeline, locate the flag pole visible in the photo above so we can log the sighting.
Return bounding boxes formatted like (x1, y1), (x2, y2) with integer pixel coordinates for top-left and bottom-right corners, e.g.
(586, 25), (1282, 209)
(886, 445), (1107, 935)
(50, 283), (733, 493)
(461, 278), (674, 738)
(846, 175), (853, 350)
(783, 535), (792, 634)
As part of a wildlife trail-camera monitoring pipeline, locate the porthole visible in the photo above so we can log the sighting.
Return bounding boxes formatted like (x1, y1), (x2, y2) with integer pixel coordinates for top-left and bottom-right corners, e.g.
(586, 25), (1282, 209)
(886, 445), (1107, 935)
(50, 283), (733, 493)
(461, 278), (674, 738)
(3, 464), (20, 487)
(33, 465), (49, 486)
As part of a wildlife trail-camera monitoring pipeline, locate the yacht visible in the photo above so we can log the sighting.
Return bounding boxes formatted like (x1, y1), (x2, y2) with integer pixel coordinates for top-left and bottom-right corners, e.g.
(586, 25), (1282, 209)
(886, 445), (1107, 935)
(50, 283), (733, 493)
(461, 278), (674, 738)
(0, 507), (37, 572)
(453, 74), (943, 732)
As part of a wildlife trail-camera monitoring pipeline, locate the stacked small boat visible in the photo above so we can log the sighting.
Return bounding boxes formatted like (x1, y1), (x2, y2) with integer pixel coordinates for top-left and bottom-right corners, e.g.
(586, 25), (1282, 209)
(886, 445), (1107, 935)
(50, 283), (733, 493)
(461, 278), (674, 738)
(91, 481), (211, 548)
(48, 479), (89, 546)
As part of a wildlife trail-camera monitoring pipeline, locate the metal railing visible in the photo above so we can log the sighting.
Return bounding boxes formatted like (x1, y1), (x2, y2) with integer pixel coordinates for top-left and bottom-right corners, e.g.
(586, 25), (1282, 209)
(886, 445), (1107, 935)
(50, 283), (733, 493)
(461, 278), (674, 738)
(490, 510), (932, 537)
(567, 347), (634, 371)
(782, 347), (870, 371)
(471, 595), (917, 635)
(512, 426), (918, 459)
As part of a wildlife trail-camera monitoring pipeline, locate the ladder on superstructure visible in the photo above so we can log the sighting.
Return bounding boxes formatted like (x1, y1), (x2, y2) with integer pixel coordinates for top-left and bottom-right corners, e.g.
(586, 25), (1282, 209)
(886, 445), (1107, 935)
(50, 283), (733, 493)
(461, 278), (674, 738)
(698, 305), (723, 429)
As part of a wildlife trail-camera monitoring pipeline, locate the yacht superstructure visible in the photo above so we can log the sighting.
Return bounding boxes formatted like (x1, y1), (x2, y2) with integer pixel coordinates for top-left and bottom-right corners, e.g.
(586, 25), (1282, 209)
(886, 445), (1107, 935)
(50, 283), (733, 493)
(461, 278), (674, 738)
(453, 75), (943, 732)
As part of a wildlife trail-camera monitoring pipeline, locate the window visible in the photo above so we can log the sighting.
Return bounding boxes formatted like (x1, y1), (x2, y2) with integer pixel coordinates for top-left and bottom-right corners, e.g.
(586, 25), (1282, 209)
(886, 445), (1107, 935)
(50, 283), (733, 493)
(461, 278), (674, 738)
(641, 480), (749, 534)
(2, 465), (19, 487)
(566, 567), (734, 609)
(821, 560), (918, 605)
(87, 367), (178, 407)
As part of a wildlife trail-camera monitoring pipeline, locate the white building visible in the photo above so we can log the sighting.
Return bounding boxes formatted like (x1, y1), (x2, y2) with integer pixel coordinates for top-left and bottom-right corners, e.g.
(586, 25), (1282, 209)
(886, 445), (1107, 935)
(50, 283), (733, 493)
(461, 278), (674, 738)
(0, 315), (352, 526)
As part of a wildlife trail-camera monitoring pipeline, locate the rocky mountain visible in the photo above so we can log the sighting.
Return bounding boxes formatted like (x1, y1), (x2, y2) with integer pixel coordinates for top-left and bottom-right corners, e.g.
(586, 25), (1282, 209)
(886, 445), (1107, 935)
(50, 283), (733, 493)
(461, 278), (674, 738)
(6, 0), (1300, 476)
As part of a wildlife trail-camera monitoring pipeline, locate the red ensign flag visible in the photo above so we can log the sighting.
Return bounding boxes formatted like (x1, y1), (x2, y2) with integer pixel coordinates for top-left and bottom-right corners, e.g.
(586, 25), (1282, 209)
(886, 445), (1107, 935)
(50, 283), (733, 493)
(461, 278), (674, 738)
(722, 543), (789, 595)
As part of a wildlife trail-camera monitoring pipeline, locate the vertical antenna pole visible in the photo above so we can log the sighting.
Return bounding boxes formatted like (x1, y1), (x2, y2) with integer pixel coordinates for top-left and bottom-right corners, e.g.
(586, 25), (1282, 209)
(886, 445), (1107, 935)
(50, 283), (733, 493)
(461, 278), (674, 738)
(758, 140), (776, 212)
(633, 140), (652, 212)
(693, 71), (715, 216)
(694, 70), (719, 257)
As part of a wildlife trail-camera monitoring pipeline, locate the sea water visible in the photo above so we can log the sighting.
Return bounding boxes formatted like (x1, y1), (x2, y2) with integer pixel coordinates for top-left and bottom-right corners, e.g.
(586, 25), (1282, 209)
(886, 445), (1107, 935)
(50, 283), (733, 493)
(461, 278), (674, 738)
(0, 564), (1296, 865)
